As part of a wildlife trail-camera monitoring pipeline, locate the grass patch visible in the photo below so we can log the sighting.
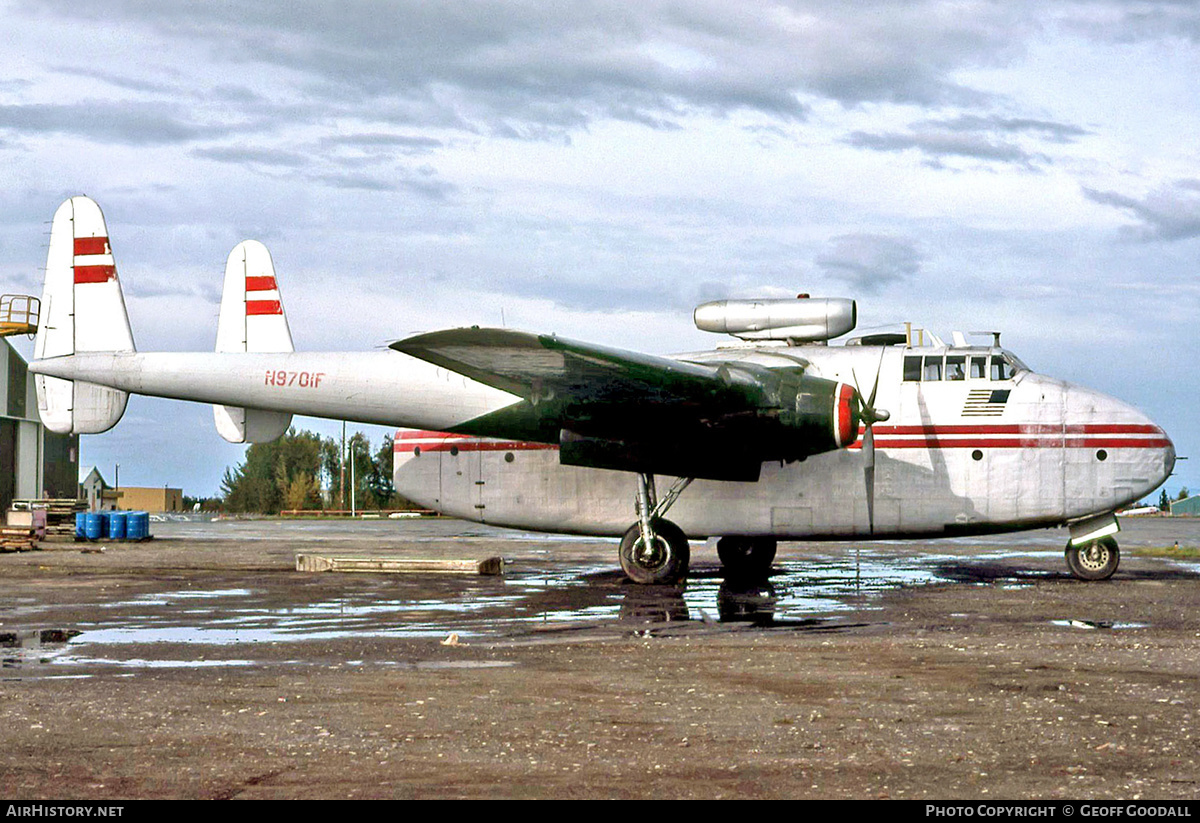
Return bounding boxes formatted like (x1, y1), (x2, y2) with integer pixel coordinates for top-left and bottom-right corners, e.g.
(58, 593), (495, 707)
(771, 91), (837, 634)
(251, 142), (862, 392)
(1131, 545), (1200, 559)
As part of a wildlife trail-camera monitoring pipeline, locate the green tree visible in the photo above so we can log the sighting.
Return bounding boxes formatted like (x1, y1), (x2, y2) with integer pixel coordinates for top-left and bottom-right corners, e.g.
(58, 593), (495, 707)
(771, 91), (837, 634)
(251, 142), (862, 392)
(220, 428), (324, 513)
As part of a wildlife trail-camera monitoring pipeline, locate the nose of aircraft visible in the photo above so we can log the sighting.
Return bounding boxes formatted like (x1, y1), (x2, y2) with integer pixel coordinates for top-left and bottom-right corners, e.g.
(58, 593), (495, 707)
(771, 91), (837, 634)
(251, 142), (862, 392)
(1066, 384), (1175, 503)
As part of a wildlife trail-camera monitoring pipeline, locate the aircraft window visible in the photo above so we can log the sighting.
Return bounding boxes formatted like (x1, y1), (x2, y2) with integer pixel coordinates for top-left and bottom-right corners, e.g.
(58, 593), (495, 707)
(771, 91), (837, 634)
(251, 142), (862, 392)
(969, 356), (987, 379)
(903, 356), (922, 382)
(946, 355), (966, 381)
(923, 356), (942, 381)
(990, 358), (1015, 381)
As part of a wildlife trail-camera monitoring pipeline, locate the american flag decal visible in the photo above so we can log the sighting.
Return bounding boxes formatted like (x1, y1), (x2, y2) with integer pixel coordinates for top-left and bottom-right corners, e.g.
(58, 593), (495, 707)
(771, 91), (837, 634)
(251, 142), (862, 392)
(963, 389), (1010, 417)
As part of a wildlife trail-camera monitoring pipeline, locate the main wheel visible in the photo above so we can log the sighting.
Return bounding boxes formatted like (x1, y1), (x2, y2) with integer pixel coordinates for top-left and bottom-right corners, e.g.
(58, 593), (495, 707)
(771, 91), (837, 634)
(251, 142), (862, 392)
(1065, 536), (1120, 581)
(717, 536), (777, 580)
(619, 518), (690, 585)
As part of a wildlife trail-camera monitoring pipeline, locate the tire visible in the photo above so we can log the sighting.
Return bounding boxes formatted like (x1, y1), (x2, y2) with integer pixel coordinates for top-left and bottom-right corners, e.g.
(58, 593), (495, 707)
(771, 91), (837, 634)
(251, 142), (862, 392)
(717, 536), (777, 580)
(618, 519), (690, 585)
(1065, 536), (1120, 581)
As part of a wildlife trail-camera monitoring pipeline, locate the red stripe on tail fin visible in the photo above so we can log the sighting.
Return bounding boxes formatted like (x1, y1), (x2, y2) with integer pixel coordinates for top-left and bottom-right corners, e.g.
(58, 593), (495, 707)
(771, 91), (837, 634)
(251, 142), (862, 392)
(74, 237), (110, 255)
(73, 264), (116, 284)
(245, 299), (282, 315)
(245, 276), (277, 292)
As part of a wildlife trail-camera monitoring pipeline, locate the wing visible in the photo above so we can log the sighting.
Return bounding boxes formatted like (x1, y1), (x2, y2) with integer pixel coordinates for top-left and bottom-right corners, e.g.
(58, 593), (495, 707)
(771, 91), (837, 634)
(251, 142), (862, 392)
(391, 328), (858, 481)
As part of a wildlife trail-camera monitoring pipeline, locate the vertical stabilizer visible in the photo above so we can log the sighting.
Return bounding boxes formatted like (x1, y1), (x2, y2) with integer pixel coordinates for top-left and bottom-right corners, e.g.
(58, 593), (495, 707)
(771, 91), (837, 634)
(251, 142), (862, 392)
(213, 240), (294, 443)
(33, 196), (131, 434)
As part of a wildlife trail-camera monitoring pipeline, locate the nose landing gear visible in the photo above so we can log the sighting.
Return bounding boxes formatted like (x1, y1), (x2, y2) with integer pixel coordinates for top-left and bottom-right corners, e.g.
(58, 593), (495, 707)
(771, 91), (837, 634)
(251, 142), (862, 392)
(1065, 536), (1120, 581)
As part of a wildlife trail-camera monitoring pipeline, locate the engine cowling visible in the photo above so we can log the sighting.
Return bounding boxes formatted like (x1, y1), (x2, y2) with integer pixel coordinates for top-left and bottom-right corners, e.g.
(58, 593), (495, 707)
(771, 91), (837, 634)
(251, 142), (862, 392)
(694, 297), (857, 342)
(557, 371), (863, 482)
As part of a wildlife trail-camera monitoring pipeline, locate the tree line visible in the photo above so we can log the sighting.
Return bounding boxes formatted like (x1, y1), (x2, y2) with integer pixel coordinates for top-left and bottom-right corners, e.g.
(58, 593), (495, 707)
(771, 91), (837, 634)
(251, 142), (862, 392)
(219, 428), (414, 514)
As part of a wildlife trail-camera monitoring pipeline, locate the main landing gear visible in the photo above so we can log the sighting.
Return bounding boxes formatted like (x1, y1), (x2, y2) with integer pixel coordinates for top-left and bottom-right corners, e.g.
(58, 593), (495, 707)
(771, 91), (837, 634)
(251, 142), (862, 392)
(618, 474), (693, 585)
(1065, 536), (1120, 581)
(716, 536), (777, 581)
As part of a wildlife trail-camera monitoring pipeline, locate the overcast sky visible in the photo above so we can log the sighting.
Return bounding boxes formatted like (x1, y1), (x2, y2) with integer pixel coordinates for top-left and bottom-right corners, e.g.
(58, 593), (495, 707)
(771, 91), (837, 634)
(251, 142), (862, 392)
(2, 1), (1196, 500)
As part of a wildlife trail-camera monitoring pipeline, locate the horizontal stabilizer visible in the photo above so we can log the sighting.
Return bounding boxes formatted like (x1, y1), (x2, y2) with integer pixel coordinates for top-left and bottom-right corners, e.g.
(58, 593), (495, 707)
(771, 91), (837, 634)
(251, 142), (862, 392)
(214, 240), (294, 443)
(35, 375), (128, 435)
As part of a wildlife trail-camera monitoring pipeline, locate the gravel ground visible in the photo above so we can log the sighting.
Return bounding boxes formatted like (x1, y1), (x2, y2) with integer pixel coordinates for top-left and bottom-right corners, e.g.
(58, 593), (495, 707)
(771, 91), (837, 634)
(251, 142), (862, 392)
(0, 516), (1197, 799)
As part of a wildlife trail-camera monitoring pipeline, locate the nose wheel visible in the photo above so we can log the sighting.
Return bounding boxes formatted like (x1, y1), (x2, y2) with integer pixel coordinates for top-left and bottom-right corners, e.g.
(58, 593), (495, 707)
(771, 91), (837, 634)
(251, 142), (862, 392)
(1065, 536), (1120, 581)
(618, 474), (693, 585)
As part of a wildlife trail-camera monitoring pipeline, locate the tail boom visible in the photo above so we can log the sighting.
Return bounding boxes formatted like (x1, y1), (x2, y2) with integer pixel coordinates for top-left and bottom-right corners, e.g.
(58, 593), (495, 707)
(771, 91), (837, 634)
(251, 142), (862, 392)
(28, 351), (521, 432)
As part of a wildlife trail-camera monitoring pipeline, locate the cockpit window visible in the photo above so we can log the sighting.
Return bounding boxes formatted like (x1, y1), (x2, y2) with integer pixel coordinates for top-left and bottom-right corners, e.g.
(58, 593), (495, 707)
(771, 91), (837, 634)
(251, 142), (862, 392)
(990, 356), (1016, 381)
(903, 355), (921, 382)
(970, 356), (988, 379)
(903, 351), (1025, 382)
(922, 356), (942, 381)
(945, 355), (966, 381)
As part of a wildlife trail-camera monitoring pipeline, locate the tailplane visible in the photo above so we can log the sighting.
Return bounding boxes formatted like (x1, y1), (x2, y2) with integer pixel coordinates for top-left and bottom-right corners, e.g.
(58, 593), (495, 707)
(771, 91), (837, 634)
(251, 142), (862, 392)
(213, 240), (294, 443)
(33, 196), (132, 434)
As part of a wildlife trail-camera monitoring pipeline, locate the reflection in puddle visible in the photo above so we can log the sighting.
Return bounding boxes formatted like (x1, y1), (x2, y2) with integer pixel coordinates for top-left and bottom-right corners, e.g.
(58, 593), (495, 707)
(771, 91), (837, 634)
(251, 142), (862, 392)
(0, 547), (1157, 672)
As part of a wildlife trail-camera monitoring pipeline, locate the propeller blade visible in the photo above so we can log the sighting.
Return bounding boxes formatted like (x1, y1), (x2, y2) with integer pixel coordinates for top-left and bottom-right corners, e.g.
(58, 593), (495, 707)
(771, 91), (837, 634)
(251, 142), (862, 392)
(863, 424), (875, 534)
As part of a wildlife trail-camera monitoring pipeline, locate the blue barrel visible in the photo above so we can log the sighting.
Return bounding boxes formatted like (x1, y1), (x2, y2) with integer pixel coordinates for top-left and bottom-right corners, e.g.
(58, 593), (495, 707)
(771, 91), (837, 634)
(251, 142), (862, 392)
(127, 511), (150, 540)
(84, 513), (104, 540)
(107, 511), (127, 540)
(75, 512), (88, 539)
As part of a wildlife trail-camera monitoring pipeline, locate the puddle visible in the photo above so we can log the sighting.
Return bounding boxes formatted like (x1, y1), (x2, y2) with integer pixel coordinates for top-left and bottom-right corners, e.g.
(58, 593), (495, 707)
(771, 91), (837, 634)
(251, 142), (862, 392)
(0, 543), (1181, 674)
(1050, 619), (1150, 630)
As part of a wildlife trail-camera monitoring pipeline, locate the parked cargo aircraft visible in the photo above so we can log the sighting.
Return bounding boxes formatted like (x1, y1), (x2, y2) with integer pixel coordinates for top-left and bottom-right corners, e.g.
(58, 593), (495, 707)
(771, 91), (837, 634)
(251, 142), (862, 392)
(29, 197), (1175, 584)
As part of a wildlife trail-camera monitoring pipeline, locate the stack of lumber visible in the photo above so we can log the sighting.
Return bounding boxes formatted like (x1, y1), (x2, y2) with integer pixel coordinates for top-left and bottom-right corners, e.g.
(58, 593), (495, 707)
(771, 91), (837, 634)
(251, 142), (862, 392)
(13, 499), (84, 540)
(0, 527), (37, 552)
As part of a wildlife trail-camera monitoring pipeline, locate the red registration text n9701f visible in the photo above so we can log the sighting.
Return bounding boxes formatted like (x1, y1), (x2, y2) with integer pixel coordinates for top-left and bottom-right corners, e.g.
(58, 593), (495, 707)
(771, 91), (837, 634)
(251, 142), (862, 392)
(265, 370), (325, 388)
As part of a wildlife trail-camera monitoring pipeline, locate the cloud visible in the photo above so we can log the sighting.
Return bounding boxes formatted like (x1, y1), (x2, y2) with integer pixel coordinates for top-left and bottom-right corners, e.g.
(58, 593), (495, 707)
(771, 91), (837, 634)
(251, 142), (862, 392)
(191, 146), (311, 167)
(815, 234), (922, 293)
(1083, 180), (1200, 241)
(23, 1), (1037, 138)
(844, 114), (1087, 169)
(0, 102), (252, 146)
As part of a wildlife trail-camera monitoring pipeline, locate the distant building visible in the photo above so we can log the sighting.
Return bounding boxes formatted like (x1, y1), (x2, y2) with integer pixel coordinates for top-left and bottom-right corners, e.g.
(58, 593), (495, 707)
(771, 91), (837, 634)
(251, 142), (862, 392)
(1170, 496), (1200, 517)
(1, 338), (79, 512)
(118, 487), (184, 513)
(78, 468), (184, 513)
(79, 466), (120, 511)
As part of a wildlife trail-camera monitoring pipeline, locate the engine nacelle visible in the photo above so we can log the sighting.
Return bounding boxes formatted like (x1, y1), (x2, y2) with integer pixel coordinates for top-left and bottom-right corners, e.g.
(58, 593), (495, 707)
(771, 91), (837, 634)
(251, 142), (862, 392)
(694, 297), (857, 342)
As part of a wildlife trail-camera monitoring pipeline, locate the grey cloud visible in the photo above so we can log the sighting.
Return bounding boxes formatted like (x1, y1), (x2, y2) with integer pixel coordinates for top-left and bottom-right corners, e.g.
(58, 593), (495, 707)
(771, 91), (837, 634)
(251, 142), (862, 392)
(816, 234), (921, 293)
(0, 102), (250, 145)
(21, 1), (1038, 136)
(925, 114), (1090, 143)
(842, 111), (1090, 168)
(323, 133), (444, 153)
(1060, 3), (1200, 44)
(1083, 180), (1200, 241)
(846, 129), (1041, 167)
(191, 146), (310, 167)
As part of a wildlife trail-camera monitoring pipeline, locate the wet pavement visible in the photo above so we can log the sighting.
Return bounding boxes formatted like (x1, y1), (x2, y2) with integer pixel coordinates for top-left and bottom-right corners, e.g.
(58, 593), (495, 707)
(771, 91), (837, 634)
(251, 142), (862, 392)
(3, 516), (1198, 677)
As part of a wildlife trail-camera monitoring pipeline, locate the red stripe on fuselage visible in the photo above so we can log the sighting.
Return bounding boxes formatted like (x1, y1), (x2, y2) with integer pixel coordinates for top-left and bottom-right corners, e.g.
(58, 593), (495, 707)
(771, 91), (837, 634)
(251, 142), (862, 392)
(396, 426), (1170, 455)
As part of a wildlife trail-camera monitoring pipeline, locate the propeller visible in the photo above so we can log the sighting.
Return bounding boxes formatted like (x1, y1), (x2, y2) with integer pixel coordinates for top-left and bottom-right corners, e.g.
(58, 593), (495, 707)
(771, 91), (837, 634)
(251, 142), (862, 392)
(852, 351), (891, 534)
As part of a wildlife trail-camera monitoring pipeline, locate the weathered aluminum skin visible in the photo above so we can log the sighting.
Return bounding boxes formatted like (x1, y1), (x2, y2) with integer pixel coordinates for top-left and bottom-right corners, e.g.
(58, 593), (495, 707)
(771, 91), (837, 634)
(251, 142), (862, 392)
(392, 345), (1175, 539)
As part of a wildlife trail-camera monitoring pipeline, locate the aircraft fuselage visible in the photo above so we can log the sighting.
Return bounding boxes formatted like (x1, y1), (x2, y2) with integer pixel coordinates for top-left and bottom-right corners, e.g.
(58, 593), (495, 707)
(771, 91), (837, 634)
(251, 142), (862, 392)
(391, 344), (1174, 539)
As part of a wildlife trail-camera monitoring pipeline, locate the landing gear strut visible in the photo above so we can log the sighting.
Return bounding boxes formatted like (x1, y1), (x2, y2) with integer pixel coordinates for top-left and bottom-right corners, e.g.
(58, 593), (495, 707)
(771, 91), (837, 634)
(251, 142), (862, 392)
(1065, 536), (1120, 581)
(618, 474), (692, 585)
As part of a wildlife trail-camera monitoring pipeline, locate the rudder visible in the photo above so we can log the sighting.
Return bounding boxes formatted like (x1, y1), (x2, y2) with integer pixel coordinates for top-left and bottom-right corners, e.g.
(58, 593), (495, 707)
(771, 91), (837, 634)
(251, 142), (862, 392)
(213, 240), (294, 443)
(33, 196), (132, 434)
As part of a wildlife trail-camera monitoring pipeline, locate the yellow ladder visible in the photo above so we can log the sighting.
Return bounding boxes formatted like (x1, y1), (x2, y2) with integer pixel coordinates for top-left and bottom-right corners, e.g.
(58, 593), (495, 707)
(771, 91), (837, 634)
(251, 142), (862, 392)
(0, 294), (40, 337)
